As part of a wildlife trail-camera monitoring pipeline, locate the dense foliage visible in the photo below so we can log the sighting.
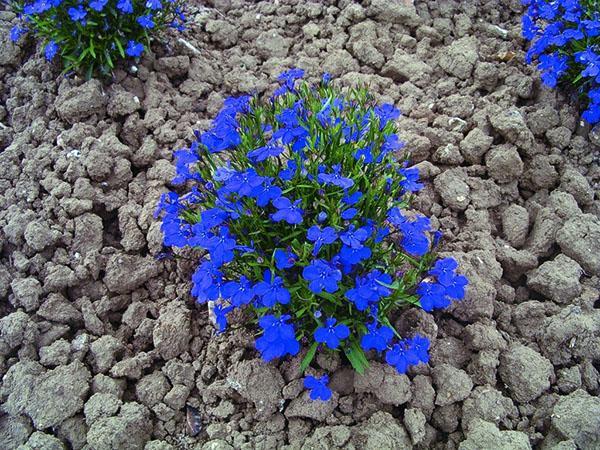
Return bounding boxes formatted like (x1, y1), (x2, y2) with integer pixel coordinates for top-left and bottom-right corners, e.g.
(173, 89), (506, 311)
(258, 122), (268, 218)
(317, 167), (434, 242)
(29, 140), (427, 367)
(8, 0), (184, 77)
(157, 70), (468, 399)
(523, 0), (600, 123)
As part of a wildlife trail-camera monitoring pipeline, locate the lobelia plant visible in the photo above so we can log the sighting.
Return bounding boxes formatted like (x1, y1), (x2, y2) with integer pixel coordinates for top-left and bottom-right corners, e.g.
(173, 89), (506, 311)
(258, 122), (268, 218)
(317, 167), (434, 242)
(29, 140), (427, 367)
(7, 0), (185, 78)
(522, 0), (600, 123)
(156, 69), (469, 400)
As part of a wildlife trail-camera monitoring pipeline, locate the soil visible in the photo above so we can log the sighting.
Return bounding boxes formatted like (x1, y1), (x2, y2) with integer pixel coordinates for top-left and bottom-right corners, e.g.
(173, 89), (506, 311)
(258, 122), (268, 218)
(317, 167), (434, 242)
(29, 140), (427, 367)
(1, 0), (600, 449)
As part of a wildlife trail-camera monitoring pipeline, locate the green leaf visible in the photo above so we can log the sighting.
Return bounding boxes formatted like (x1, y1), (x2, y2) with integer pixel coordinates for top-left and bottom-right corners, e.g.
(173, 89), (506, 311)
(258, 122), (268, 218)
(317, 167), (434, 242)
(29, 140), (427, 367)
(344, 341), (369, 375)
(114, 38), (125, 59)
(300, 342), (318, 372)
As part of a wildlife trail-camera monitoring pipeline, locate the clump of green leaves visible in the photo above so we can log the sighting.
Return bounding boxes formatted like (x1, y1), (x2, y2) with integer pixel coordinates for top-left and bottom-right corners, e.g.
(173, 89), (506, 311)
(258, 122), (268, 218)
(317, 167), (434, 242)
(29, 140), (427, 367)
(9, 0), (185, 78)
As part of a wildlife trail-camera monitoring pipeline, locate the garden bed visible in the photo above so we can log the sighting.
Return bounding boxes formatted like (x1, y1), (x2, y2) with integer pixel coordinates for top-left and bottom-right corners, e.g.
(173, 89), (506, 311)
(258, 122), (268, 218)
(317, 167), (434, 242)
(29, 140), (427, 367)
(0, 0), (599, 449)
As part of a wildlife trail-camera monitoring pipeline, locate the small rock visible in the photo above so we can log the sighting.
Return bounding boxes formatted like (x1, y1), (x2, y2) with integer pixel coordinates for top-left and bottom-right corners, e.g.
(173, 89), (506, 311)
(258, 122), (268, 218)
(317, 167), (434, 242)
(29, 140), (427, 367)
(10, 277), (42, 312)
(459, 419), (531, 450)
(549, 389), (600, 449)
(460, 128), (493, 164)
(90, 335), (125, 374)
(285, 391), (338, 421)
(404, 408), (426, 445)
(55, 79), (107, 124)
(86, 402), (151, 450)
(490, 107), (535, 152)
(557, 367), (582, 394)
(155, 56), (190, 78)
(432, 364), (473, 406)
(255, 30), (291, 58)
(355, 411), (413, 448)
(84, 393), (123, 425)
(152, 300), (191, 360)
(0, 415), (32, 449)
(104, 254), (159, 294)
(498, 344), (553, 403)
(135, 372), (171, 408)
(527, 254), (583, 304)
(26, 361), (91, 429)
(434, 169), (471, 211)
(39, 339), (71, 367)
(556, 214), (600, 276)
(354, 362), (412, 406)
(501, 204), (529, 248)
(558, 167), (594, 207)
(461, 386), (517, 430)
(227, 359), (284, 417)
(438, 36), (479, 80)
(22, 431), (66, 450)
(485, 144), (523, 183)
(24, 220), (61, 252)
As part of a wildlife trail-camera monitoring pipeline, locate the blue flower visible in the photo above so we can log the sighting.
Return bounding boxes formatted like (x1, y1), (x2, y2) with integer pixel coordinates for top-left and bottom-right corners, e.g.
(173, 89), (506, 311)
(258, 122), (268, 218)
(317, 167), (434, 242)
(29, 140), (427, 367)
(374, 103), (401, 129)
(345, 270), (392, 311)
(354, 144), (373, 163)
(274, 249), (296, 270)
(338, 244), (371, 266)
(146, 0), (162, 9)
(340, 225), (369, 249)
(522, 14), (538, 40)
(341, 208), (357, 220)
(117, 0), (133, 13)
(429, 257), (458, 285)
(214, 304), (233, 333)
(317, 211), (328, 223)
(254, 270), (290, 307)
(440, 274), (468, 300)
(224, 169), (264, 197)
(318, 165), (354, 189)
(302, 259), (342, 294)
(10, 26), (27, 42)
(385, 335), (430, 374)
(304, 375), (332, 401)
(256, 314), (300, 361)
(221, 276), (255, 306)
(44, 40), (59, 61)
(276, 68), (305, 94)
(416, 282), (448, 312)
(199, 226), (236, 267)
(322, 73), (331, 85)
(248, 144), (285, 162)
(68, 5), (87, 22)
(342, 191), (362, 205)
(314, 318), (350, 349)
(399, 167), (424, 193)
(538, 53), (569, 87)
(89, 0), (107, 11)
(397, 214), (430, 257)
(125, 40), (144, 58)
(137, 14), (155, 29)
(250, 178), (282, 207)
(191, 261), (223, 303)
(270, 197), (303, 225)
(307, 225), (337, 256)
(361, 321), (394, 352)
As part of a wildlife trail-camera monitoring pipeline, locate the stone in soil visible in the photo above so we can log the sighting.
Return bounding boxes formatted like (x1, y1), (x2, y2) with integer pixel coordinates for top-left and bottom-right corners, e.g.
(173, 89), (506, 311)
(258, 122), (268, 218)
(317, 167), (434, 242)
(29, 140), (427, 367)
(526, 254), (583, 304)
(354, 362), (411, 406)
(498, 344), (554, 403)
(459, 419), (531, 450)
(556, 213), (600, 276)
(432, 363), (473, 406)
(227, 359), (284, 417)
(547, 389), (600, 449)
(152, 300), (191, 360)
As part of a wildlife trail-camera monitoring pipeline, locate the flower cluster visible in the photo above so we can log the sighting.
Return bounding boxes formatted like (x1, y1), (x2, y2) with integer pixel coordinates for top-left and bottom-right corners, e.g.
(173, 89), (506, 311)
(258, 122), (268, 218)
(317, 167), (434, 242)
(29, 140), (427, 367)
(156, 70), (469, 400)
(522, 0), (600, 123)
(8, 0), (184, 77)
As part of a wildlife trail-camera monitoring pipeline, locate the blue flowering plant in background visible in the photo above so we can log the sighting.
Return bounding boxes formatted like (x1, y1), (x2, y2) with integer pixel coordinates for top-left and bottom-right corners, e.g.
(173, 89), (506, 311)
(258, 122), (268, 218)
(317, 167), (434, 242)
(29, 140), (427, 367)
(157, 70), (468, 400)
(522, 0), (600, 123)
(8, 0), (185, 78)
